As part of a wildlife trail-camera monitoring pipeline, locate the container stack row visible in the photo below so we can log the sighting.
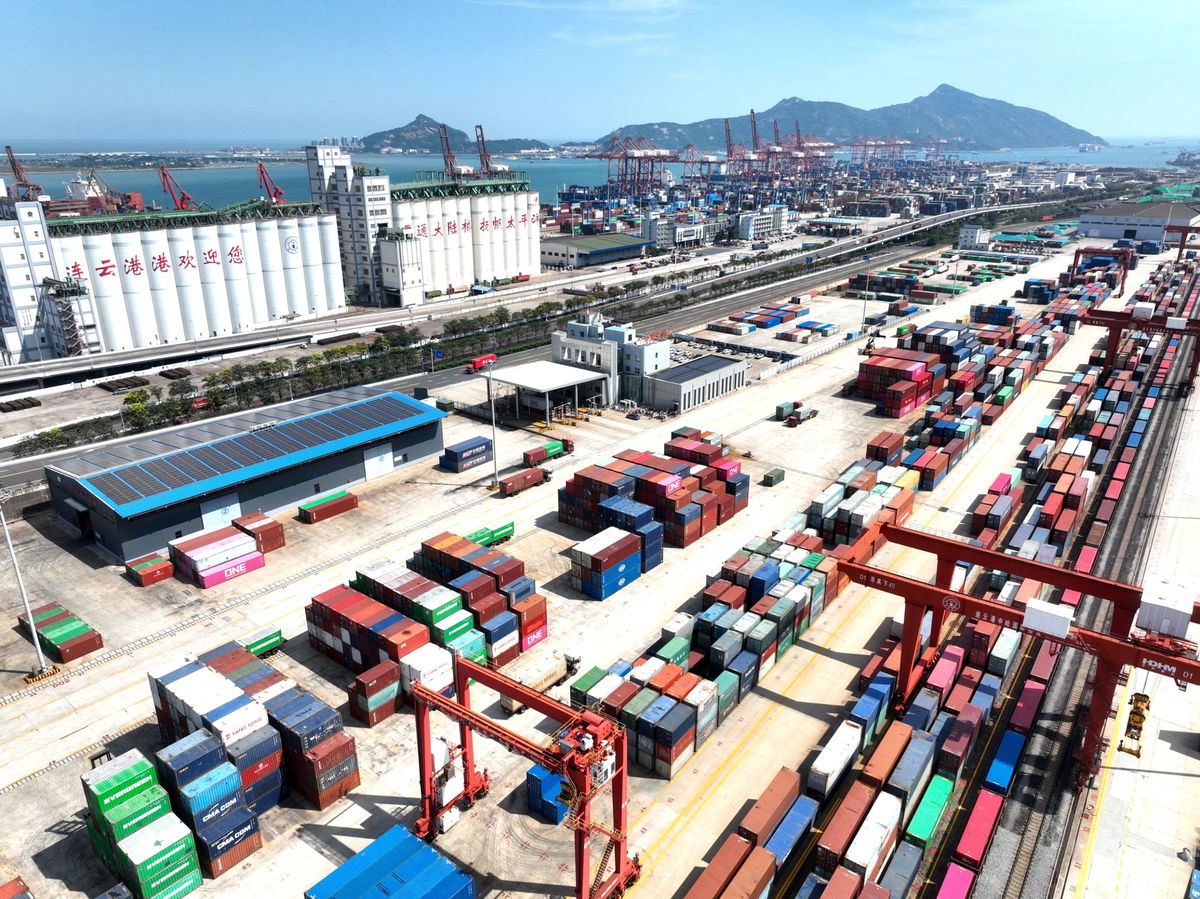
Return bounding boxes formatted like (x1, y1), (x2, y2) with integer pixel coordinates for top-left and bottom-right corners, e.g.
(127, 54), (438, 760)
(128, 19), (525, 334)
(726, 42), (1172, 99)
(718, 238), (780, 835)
(439, 436), (492, 473)
(17, 601), (104, 663)
(569, 527), (645, 599)
(304, 822), (474, 899)
(167, 526), (263, 588)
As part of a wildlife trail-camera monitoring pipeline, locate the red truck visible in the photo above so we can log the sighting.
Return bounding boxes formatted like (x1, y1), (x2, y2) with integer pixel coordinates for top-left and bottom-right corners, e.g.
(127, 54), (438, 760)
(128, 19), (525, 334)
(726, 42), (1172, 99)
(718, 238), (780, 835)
(498, 467), (551, 497)
(465, 353), (497, 373)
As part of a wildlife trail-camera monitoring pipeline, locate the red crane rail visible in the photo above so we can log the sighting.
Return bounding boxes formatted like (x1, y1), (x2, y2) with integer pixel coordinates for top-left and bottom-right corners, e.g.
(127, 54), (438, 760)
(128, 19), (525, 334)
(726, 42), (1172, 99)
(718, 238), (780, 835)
(412, 655), (640, 899)
(837, 523), (1199, 787)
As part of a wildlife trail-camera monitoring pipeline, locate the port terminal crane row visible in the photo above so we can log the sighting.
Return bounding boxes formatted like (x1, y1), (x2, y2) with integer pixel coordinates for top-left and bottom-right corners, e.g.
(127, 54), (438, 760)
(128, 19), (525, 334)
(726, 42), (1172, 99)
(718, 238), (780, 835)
(411, 655), (640, 899)
(4, 145), (44, 201)
(837, 521), (1200, 789)
(158, 165), (198, 210)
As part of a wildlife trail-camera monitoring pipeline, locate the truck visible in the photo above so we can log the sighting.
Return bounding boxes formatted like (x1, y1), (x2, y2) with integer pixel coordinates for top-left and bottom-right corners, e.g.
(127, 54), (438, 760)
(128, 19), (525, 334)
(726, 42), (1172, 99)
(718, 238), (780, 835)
(523, 439), (575, 467)
(465, 353), (498, 373)
(752, 241), (770, 250)
(785, 403), (818, 427)
(465, 522), (515, 547)
(499, 651), (581, 714)
(498, 467), (552, 497)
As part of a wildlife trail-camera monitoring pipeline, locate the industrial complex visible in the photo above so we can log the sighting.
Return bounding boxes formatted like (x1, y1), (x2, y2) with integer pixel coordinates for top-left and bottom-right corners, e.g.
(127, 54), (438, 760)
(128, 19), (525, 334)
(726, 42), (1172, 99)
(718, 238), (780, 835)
(3, 89), (1200, 899)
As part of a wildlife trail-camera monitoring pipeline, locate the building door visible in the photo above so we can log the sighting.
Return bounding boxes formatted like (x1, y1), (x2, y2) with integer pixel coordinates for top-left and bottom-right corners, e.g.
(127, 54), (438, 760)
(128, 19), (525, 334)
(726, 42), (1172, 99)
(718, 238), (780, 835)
(1123, 228), (1137, 239)
(200, 493), (242, 530)
(363, 442), (394, 480)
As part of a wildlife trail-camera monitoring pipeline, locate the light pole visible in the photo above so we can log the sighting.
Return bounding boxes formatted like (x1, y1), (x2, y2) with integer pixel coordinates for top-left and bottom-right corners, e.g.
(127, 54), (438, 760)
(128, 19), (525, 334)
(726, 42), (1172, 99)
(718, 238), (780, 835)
(0, 490), (51, 677)
(485, 372), (500, 489)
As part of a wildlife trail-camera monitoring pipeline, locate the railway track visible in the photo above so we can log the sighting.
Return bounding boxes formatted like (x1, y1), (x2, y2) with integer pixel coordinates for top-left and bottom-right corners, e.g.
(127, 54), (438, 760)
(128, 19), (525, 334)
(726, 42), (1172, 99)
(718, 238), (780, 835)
(996, 266), (1200, 898)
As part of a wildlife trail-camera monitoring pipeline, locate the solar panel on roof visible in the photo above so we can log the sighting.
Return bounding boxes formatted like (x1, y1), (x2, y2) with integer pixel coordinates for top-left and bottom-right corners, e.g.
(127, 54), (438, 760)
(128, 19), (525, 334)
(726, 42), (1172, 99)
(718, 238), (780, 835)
(118, 467), (170, 497)
(142, 458), (190, 488)
(253, 428), (306, 453)
(238, 434), (285, 460)
(375, 395), (421, 420)
(168, 453), (217, 480)
(300, 417), (347, 441)
(217, 441), (263, 466)
(322, 412), (370, 435)
(88, 473), (143, 504)
(191, 446), (240, 474)
(273, 422), (324, 448)
(333, 406), (378, 430)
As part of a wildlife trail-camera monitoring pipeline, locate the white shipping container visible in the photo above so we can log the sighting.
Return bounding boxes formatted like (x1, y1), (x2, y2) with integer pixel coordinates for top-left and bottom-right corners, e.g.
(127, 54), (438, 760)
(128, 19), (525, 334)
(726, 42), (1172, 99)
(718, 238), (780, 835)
(1023, 598), (1074, 639)
(585, 673), (624, 706)
(1135, 584), (1193, 639)
(211, 703), (269, 746)
(988, 628), (1021, 677)
(254, 678), (296, 704)
(400, 644), (454, 693)
(489, 631), (519, 656)
(844, 791), (901, 882)
(570, 527), (631, 564)
(683, 682), (718, 721)
(661, 613), (694, 640)
(808, 720), (863, 799)
(630, 657), (665, 685)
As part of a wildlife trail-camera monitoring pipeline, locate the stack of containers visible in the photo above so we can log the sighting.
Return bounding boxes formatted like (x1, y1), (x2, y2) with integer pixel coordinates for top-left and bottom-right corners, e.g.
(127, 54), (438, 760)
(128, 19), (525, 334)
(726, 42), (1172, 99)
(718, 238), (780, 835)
(304, 585), (431, 673)
(347, 659), (400, 727)
(155, 731), (263, 878)
(231, 512), (286, 554)
(398, 644), (456, 701)
(568, 528), (642, 599)
(17, 601), (104, 663)
(298, 491), (359, 523)
(479, 610), (521, 665)
(265, 689), (359, 810)
(439, 436), (493, 473)
(524, 765), (568, 824)
(82, 749), (202, 898)
(125, 552), (174, 586)
(558, 464), (635, 532)
(303, 822), (474, 899)
(168, 526), (263, 588)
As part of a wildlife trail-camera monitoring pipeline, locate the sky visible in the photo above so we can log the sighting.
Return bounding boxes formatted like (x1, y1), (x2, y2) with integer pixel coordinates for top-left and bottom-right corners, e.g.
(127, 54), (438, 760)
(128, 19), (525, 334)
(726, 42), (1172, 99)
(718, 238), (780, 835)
(5, 0), (1198, 142)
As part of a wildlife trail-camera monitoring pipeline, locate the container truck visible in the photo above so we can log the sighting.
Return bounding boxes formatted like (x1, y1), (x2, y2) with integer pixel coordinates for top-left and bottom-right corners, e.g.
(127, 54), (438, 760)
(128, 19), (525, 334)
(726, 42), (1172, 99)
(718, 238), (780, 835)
(523, 439), (575, 467)
(498, 467), (552, 497)
(465, 353), (498, 373)
(499, 652), (580, 714)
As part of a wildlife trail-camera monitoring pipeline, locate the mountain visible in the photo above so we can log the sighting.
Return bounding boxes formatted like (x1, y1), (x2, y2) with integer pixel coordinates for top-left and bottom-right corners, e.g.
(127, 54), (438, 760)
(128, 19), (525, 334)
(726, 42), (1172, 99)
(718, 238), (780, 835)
(362, 115), (549, 153)
(598, 85), (1105, 151)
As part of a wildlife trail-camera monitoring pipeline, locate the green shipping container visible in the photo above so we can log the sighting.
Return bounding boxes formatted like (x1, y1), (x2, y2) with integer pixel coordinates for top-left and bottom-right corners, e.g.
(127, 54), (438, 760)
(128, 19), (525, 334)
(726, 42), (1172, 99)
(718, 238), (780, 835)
(86, 758), (158, 818)
(464, 527), (491, 545)
(40, 617), (86, 643)
(776, 627), (795, 658)
(134, 854), (200, 899)
(544, 440), (564, 456)
(905, 774), (954, 850)
(87, 816), (117, 874)
(116, 814), (195, 883)
(619, 688), (659, 730)
(569, 667), (606, 707)
(796, 613), (811, 637)
(800, 552), (824, 570)
(356, 681), (400, 711)
(655, 636), (690, 667)
(102, 784), (171, 843)
(299, 491), (349, 511)
(408, 589), (462, 627)
(490, 522), (515, 542)
(228, 660), (267, 684)
(713, 671), (739, 722)
(32, 605), (66, 625)
(239, 628), (284, 656)
(432, 609), (474, 646)
(446, 629), (487, 661)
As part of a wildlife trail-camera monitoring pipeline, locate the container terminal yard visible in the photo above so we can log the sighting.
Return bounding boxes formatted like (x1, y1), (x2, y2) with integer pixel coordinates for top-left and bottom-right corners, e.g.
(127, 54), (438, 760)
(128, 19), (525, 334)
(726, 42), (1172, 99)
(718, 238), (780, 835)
(0, 210), (1199, 899)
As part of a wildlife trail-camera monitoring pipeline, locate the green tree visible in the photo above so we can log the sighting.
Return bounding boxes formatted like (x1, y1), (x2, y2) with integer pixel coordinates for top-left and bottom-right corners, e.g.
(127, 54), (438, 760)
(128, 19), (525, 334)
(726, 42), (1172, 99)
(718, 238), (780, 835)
(168, 378), (195, 400)
(148, 385), (164, 404)
(651, 274), (666, 286)
(123, 388), (149, 406)
(492, 305), (511, 325)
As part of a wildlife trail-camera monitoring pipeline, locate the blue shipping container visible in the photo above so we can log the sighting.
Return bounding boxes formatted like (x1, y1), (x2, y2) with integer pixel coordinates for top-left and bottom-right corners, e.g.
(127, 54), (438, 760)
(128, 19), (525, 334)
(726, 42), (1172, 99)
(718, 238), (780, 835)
(304, 822), (475, 899)
(763, 796), (819, 868)
(984, 729), (1026, 796)
(155, 729), (225, 791)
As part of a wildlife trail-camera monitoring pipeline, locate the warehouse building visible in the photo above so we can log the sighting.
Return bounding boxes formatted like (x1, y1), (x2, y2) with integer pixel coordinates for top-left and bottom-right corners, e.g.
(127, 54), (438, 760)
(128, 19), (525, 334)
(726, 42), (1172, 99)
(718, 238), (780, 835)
(307, 145), (539, 307)
(1078, 201), (1200, 241)
(45, 387), (445, 562)
(539, 233), (652, 269)
(642, 354), (747, 414)
(0, 197), (345, 364)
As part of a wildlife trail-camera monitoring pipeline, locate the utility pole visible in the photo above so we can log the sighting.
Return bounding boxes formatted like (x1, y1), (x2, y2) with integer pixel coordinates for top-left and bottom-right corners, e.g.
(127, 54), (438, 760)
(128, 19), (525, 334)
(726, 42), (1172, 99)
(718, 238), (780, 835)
(486, 372), (500, 489)
(0, 490), (52, 678)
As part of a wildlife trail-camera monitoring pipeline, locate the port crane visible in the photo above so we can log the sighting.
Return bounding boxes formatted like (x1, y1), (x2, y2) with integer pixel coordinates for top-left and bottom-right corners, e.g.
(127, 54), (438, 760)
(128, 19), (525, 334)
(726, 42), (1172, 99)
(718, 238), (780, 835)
(474, 125), (495, 176)
(411, 655), (640, 899)
(837, 522), (1200, 788)
(438, 122), (465, 178)
(1082, 304), (1200, 393)
(1070, 245), (1137, 296)
(4, 146), (44, 201)
(256, 163), (285, 203)
(158, 166), (198, 210)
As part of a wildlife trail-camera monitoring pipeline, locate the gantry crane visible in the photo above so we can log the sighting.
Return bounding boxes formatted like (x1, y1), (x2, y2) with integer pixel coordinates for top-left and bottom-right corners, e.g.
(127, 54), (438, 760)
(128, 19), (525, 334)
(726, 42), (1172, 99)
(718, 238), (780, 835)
(1082, 304), (1200, 393)
(4, 145), (44, 201)
(836, 522), (1200, 789)
(438, 122), (467, 178)
(256, 163), (285, 203)
(1070, 245), (1137, 296)
(158, 166), (197, 210)
(412, 655), (640, 899)
(1164, 223), (1200, 260)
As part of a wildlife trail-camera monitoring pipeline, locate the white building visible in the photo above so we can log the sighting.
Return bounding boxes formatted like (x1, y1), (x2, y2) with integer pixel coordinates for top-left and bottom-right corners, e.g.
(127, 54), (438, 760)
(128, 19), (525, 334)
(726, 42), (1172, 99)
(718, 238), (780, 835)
(550, 313), (670, 403)
(736, 208), (786, 240)
(306, 145), (540, 307)
(643, 355), (748, 414)
(957, 224), (991, 251)
(0, 198), (344, 364)
(1078, 201), (1200, 242)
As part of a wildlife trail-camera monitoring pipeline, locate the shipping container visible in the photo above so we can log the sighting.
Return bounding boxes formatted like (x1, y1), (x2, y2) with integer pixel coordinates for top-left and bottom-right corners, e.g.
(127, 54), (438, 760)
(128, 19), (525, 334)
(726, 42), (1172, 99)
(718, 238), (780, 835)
(762, 795), (819, 869)
(936, 862), (976, 898)
(844, 791), (901, 883)
(984, 730), (1026, 796)
(738, 768), (801, 846)
(862, 722), (912, 789)
(879, 841), (922, 897)
(953, 788), (1004, 869)
(904, 774), (954, 851)
(809, 720), (863, 800)
(304, 822), (474, 899)
(682, 833), (752, 899)
(816, 778), (876, 876)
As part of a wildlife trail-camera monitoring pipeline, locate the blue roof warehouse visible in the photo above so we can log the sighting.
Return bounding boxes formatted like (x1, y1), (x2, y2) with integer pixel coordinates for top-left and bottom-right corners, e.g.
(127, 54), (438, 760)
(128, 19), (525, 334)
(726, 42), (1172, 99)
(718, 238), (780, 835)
(45, 387), (447, 562)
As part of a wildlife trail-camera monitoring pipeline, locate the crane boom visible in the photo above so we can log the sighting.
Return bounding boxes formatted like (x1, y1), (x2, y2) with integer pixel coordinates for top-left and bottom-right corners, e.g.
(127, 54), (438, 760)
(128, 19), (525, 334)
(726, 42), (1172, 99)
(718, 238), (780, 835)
(475, 124), (493, 176)
(158, 166), (197, 211)
(5, 146), (44, 201)
(724, 119), (734, 158)
(750, 108), (761, 151)
(438, 123), (459, 177)
(256, 163), (285, 203)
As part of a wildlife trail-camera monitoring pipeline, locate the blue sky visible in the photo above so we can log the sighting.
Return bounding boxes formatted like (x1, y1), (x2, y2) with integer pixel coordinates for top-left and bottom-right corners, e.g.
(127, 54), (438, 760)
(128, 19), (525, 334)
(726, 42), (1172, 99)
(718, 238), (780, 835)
(5, 0), (1196, 141)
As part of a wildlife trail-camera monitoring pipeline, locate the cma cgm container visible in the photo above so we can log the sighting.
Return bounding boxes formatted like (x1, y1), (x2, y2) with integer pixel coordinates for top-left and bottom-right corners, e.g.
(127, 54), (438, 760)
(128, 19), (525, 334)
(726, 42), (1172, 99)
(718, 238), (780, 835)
(304, 821), (474, 899)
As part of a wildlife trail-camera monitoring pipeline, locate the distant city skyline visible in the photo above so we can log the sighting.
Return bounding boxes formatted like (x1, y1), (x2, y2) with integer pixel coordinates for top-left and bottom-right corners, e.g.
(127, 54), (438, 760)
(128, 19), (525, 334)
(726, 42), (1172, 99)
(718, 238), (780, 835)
(3, 0), (1194, 142)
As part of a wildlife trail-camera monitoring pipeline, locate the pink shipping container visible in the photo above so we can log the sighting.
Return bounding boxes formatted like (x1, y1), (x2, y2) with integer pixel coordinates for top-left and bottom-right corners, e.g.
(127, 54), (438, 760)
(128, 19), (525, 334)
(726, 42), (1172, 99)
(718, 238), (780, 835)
(521, 623), (548, 652)
(926, 657), (958, 705)
(1009, 681), (1046, 735)
(196, 551), (265, 588)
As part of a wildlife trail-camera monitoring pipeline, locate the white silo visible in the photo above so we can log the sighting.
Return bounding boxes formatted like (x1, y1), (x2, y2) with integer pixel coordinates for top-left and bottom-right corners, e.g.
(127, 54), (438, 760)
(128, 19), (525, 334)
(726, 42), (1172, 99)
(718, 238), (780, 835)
(450, 196), (470, 289)
(470, 195), (493, 283)
(435, 197), (458, 291)
(499, 193), (517, 276)
(111, 231), (156, 346)
(277, 219), (307, 317)
(168, 227), (208, 339)
(298, 217), (327, 313)
(192, 225), (232, 335)
(239, 222), (268, 324)
(256, 220), (287, 319)
(487, 194), (503, 281)
(424, 199), (447, 295)
(50, 234), (86, 284)
(218, 224), (253, 332)
(525, 192), (541, 275)
(82, 233), (132, 351)
(142, 229), (185, 343)
(513, 195), (529, 280)
(318, 214), (344, 311)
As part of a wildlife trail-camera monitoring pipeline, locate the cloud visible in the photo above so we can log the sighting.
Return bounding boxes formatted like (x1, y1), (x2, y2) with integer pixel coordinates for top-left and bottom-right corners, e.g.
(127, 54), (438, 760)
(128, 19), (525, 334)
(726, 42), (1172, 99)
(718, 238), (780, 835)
(471, 0), (692, 18)
(549, 28), (667, 49)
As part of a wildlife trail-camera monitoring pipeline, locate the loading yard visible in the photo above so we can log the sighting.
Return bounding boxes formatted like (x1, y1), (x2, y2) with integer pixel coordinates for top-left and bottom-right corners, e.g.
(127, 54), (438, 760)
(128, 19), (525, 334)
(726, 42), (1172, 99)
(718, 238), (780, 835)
(0, 237), (1197, 899)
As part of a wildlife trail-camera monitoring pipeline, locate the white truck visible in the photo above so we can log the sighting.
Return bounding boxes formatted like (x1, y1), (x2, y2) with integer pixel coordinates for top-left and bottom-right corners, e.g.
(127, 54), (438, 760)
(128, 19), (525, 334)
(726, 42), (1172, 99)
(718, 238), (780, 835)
(498, 651), (581, 714)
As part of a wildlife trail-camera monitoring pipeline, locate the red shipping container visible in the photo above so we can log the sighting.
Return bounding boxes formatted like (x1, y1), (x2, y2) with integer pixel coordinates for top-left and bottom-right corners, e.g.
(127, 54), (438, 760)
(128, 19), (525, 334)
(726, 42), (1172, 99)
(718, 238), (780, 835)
(300, 768), (360, 810)
(649, 663), (683, 693)
(682, 833), (752, 899)
(240, 750), (283, 788)
(302, 732), (357, 777)
(817, 779), (876, 874)
(201, 829), (263, 878)
(737, 767), (801, 846)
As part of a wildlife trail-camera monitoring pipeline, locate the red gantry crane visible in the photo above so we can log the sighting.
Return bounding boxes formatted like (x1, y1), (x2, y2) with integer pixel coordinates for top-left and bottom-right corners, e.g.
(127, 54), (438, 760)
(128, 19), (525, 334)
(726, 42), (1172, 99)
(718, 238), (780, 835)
(412, 655), (640, 899)
(1070, 245), (1137, 296)
(837, 522), (1200, 789)
(4, 145), (44, 201)
(158, 166), (197, 210)
(256, 163), (285, 203)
